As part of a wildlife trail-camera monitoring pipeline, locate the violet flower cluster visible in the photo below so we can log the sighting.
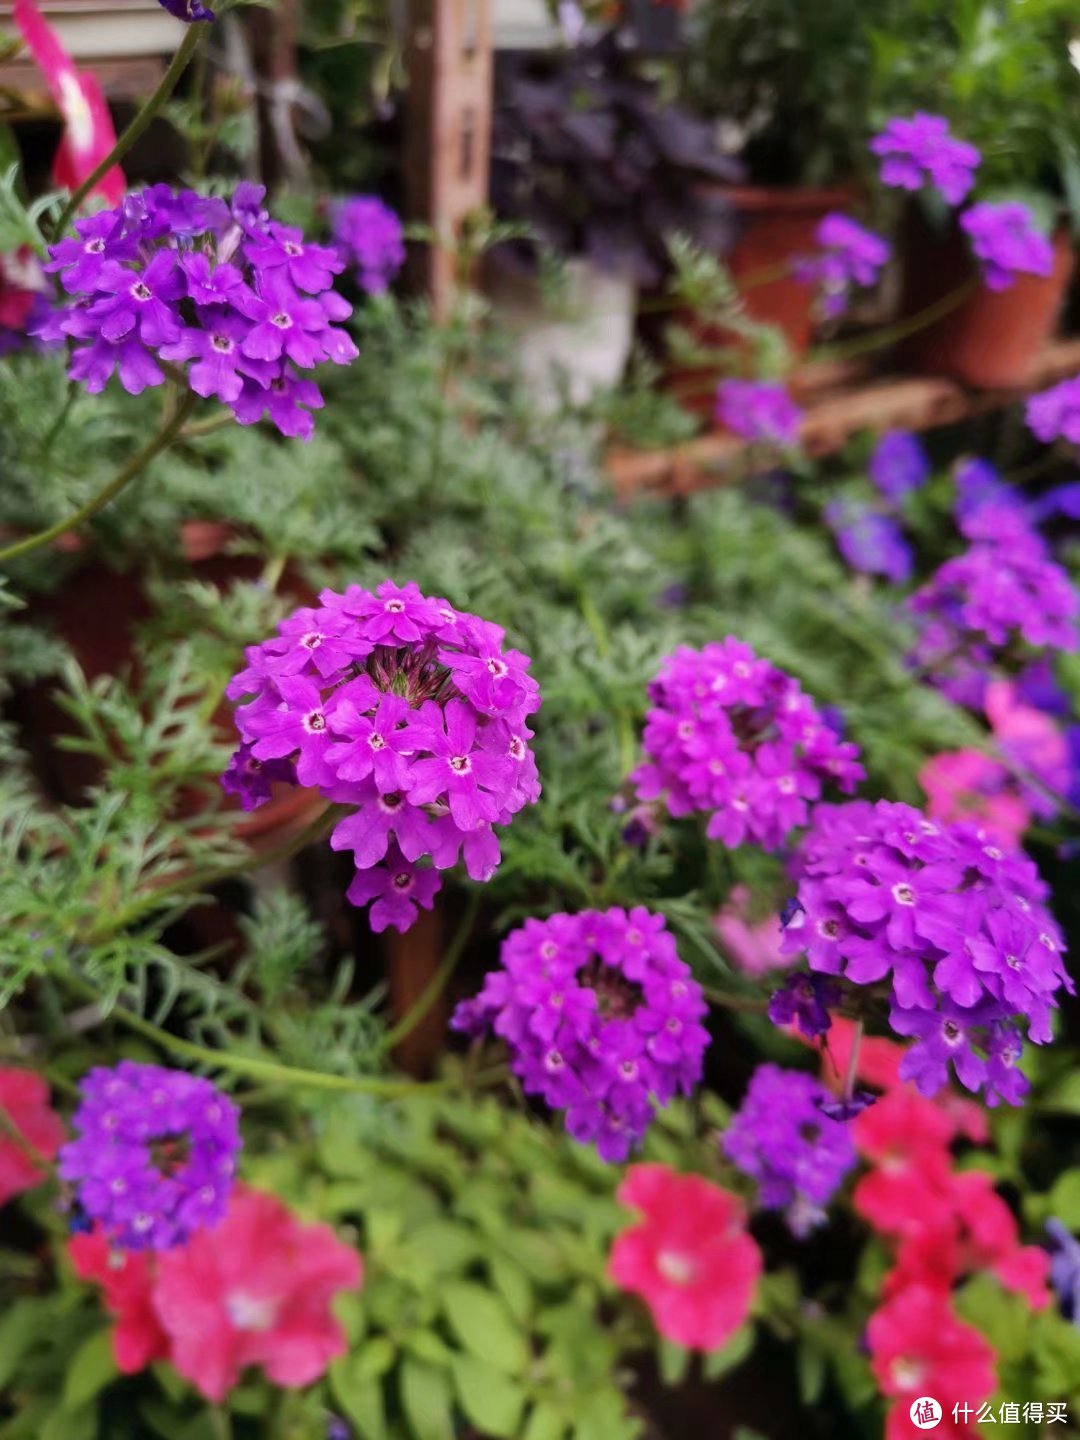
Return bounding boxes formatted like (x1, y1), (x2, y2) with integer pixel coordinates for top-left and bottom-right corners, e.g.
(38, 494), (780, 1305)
(795, 213), (890, 319)
(722, 1063), (856, 1236)
(959, 202), (1054, 292)
(869, 431), (930, 504)
(632, 639), (864, 852)
(1027, 377), (1080, 448)
(44, 183), (357, 439)
(908, 520), (1079, 704)
(224, 581), (541, 932)
(451, 907), (708, 1162)
(870, 113), (980, 205)
(715, 380), (804, 447)
(157, 0), (215, 20)
(58, 1061), (240, 1251)
(826, 501), (913, 585)
(767, 969), (840, 1040)
(779, 799), (1072, 1106)
(331, 196), (406, 295)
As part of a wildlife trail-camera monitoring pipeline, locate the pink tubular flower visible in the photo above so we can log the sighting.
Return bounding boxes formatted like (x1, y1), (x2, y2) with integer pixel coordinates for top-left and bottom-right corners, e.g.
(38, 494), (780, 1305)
(0, 1067), (65, 1206)
(13, 0), (124, 206)
(152, 1188), (362, 1403)
(69, 1229), (171, 1374)
(608, 1164), (761, 1351)
(713, 885), (789, 977)
(918, 749), (1031, 846)
(867, 1285), (996, 1440)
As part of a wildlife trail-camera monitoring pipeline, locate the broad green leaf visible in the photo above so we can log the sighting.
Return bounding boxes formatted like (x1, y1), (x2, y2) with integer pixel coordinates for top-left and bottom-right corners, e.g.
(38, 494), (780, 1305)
(400, 1357), (455, 1440)
(63, 1329), (117, 1411)
(402, 1329), (456, 1367)
(441, 1281), (528, 1374)
(702, 1323), (755, 1382)
(658, 1338), (691, 1386)
(522, 1403), (568, 1440)
(41, 1406), (96, 1440)
(331, 1355), (390, 1440)
(488, 1254), (533, 1324)
(450, 1354), (525, 1438)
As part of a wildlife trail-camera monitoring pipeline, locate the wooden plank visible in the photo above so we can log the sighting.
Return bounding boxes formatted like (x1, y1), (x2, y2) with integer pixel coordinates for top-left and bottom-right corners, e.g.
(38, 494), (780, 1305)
(404, 0), (493, 318)
(606, 337), (1080, 500)
(0, 54), (165, 103)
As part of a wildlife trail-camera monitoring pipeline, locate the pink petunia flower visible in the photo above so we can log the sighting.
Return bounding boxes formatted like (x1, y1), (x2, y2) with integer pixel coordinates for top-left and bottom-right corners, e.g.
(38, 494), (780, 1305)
(12, 0), (124, 206)
(152, 1187), (363, 1402)
(918, 748), (1031, 845)
(69, 1228), (171, 1374)
(713, 885), (790, 978)
(0, 1067), (65, 1206)
(608, 1163), (761, 1351)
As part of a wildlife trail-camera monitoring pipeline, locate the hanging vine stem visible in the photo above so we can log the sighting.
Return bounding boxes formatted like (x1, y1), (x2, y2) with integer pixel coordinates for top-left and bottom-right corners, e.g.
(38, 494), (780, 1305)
(53, 26), (207, 237)
(0, 1101), (55, 1174)
(379, 890), (482, 1053)
(0, 390), (198, 566)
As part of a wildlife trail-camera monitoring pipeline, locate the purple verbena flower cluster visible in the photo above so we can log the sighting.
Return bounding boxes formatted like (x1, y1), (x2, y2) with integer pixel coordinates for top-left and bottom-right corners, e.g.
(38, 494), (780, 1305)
(1027, 376), (1080, 447)
(767, 970), (840, 1039)
(45, 183), (357, 439)
(225, 581), (541, 932)
(826, 501), (913, 585)
(959, 202), (1054, 292)
(715, 380), (804, 447)
(58, 1061), (240, 1251)
(908, 523), (1079, 702)
(451, 907), (708, 1161)
(331, 196), (406, 295)
(157, 0), (215, 20)
(795, 213), (890, 319)
(869, 113), (980, 206)
(780, 799), (1072, 1105)
(722, 1063), (856, 1236)
(631, 639), (864, 852)
(869, 431), (930, 504)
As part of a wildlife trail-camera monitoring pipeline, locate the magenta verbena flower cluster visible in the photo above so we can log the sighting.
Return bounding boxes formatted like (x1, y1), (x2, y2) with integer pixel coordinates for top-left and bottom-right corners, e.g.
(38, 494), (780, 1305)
(794, 213), (890, 320)
(870, 113), (980, 206)
(331, 196), (406, 295)
(959, 202), (1054, 292)
(451, 907), (708, 1162)
(715, 380), (804, 447)
(1027, 376), (1080, 447)
(779, 800), (1072, 1106)
(44, 183), (357, 439)
(58, 1061), (240, 1251)
(224, 581), (541, 933)
(631, 638), (864, 852)
(908, 524), (1079, 704)
(722, 1063), (857, 1236)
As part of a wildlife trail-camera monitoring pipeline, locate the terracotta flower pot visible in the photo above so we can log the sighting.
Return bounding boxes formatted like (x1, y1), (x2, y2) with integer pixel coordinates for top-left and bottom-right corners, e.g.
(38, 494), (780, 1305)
(898, 213), (1075, 389)
(666, 183), (853, 416)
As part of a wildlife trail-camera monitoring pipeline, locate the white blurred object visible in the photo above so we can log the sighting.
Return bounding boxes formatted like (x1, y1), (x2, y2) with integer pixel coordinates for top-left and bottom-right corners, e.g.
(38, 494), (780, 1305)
(0, 1), (184, 57)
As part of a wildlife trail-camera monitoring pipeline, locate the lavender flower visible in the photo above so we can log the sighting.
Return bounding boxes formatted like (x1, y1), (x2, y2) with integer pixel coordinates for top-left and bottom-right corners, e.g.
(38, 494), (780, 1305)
(225, 583), (541, 932)
(781, 799), (1072, 1105)
(768, 972), (840, 1039)
(795, 213), (890, 318)
(58, 1062), (240, 1251)
(826, 502), (913, 585)
(332, 197), (406, 295)
(869, 113), (980, 206)
(722, 1064), (856, 1235)
(1047, 1220), (1080, 1324)
(451, 908), (708, 1162)
(960, 202), (1054, 292)
(716, 380), (803, 447)
(632, 638), (864, 853)
(45, 184), (356, 439)
(869, 431), (930, 503)
(1027, 377), (1080, 447)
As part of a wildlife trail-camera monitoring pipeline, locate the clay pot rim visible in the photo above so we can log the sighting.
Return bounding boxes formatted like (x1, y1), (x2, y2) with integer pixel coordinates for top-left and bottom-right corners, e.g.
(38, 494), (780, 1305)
(697, 182), (859, 213)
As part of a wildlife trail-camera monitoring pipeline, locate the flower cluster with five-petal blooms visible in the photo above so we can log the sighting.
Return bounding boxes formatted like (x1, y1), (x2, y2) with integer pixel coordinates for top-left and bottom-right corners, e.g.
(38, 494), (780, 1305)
(1027, 375), (1080, 447)
(795, 212), (891, 319)
(631, 639), (864, 852)
(722, 1063), (857, 1236)
(715, 379), (804, 447)
(331, 196), (406, 295)
(451, 908), (708, 1162)
(58, 1061), (241, 1252)
(225, 581), (541, 932)
(870, 113), (980, 205)
(869, 430), (930, 504)
(959, 202), (1055, 292)
(44, 183), (357, 438)
(779, 799), (1072, 1106)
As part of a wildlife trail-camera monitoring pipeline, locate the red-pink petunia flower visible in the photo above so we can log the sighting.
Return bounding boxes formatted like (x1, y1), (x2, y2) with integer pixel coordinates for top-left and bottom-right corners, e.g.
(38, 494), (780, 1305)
(608, 1163), (761, 1351)
(152, 1187), (363, 1402)
(820, 1016), (906, 1094)
(0, 1067), (65, 1206)
(714, 885), (790, 978)
(12, 0), (124, 206)
(69, 1228), (171, 1374)
(918, 748), (1031, 845)
(868, 1284), (996, 1440)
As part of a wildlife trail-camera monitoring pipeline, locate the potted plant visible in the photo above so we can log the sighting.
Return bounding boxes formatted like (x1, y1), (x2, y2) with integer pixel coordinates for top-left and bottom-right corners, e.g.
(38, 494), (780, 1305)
(870, 0), (1079, 386)
(487, 32), (739, 411)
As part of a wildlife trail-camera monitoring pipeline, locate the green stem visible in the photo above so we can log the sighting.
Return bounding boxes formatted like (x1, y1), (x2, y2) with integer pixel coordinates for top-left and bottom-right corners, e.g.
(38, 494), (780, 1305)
(208, 1406), (232, 1440)
(180, 410), (237, 440)
(39, 383), (78, 459)
(813, 277), (978, 365)
(380, 891), (481, 1052)
(54, 27), (206, 236)
(0, 1101), (54, 1174)
(843, 1019), (864, 1102)
(0, 391), (197, 566)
